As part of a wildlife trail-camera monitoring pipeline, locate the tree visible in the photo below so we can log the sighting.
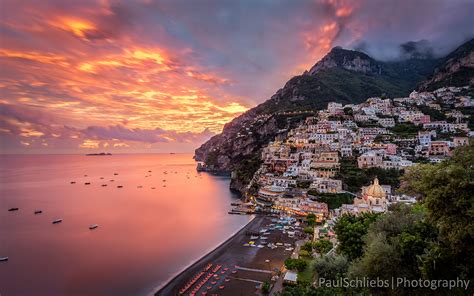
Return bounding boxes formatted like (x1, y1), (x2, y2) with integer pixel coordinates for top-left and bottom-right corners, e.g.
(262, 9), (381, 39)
(313, 239), (333, 255)
(400, 143), (474, 280)
(314, 255), (349, 281)
(299, 250), (311, 257)
(297, 180), (312, 189)
(285, 258), (308, 272)
(301, 242), (313, 252)
(304, 227), (314, 235)
(333, 212), (379, 261)
(345, 204), (439, 295)
(343, 107), (353, 116)
(262, 281), (270, 294)
(308, 192), (355, 210)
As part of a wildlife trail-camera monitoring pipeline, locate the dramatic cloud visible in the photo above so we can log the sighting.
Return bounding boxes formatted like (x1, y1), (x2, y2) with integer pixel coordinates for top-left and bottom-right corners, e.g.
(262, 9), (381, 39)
(0, 0), (472, 153)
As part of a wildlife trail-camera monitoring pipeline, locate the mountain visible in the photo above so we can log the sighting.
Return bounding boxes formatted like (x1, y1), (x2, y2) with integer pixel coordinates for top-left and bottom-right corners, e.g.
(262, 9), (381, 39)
(195, 40), (473, 194)
(418, 38), (474, 91)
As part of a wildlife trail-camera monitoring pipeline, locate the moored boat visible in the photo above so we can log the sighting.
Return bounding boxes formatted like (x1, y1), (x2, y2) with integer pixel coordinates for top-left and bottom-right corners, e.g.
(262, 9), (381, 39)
(34, 210), (42, 214)
(52, 219), (63, 224)
(89, 224), (99, 230)
(0, 257), (8, 262)
(8, 207), (19, 212)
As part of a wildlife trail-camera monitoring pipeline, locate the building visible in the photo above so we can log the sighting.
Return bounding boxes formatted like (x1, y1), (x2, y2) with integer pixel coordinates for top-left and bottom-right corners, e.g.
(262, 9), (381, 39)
(378, 117), (395, 128)
(309, 178), (342, 193)
(418, 131), (433, 147)
(357, 151), (383, 168)
(453, 137), (469, 147)
(428, 141), (451, 156)
(340, 178), (388, 215)
(352, 178), (388, 213)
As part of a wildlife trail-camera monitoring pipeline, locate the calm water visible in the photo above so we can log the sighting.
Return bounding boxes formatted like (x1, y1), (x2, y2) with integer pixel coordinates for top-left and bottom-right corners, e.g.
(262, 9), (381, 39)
(0, 154), (250, 296)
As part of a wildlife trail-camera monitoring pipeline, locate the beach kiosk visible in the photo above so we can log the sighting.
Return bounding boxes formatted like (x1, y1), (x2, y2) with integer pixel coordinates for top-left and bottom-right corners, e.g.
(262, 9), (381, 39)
(283, 271), (298, 285)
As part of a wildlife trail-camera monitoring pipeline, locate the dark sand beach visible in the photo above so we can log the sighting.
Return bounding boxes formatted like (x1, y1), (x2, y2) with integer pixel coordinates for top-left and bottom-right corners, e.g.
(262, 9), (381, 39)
(156, 215), (298, 296)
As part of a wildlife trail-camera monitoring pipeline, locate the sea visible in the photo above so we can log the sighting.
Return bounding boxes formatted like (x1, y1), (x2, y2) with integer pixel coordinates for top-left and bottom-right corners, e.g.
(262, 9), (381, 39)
(0, 154), (251, 295)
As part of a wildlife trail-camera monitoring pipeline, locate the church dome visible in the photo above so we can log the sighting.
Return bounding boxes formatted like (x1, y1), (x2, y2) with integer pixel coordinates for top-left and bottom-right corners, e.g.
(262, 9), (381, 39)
(365, 178), (386, 198)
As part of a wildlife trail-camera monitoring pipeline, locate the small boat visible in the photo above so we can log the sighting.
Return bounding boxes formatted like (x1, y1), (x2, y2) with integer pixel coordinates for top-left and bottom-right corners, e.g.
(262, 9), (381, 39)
(113, 173), (119, 175)
(85, 182), (91, 185)
(84, 174), (88, 177)
(100, 177), (104, 179)
(110, 180), (115, 182)
(117, 185), (123, 188)
(52, 219), (63, 224)
(8, 207), (19, 212)
(89, 224), (99, 230)
(70, 181), (76, 184)
(151, 187), (156, 189)
(101, 184), (107, 187)
(148, 170), (152, 173)
(0, 257), (8, 262)
(34, 210), (42, 214)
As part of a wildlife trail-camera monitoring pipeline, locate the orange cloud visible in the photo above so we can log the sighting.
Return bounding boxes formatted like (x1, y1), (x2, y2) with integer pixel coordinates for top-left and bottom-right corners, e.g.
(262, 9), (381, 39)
(48, 17), (101, 40)
(336, 6), (353, 17)
(0, 49), (68, 66)
(186, 70), (231, 85)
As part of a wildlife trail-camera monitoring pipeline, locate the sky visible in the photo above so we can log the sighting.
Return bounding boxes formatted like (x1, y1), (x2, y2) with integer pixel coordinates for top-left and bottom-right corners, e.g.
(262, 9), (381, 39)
(0, 0), (473, 154)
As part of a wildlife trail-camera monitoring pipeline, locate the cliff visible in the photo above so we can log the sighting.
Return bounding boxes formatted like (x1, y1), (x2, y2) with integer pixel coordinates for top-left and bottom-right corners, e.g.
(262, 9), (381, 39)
(418, 39), (474, 91)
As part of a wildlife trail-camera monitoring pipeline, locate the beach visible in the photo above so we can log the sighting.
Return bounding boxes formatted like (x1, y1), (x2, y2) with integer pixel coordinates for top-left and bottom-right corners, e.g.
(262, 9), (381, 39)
(156, 215), (299, 296)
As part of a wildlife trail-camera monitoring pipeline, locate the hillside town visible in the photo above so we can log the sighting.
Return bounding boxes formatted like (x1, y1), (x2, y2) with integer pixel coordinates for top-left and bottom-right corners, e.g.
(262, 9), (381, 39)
(188, 85), (469, 295)
(236, 86), (472, 218)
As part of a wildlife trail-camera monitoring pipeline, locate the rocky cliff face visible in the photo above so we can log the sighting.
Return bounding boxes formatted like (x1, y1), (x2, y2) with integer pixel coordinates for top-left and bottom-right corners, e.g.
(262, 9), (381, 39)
(195, 111), (297, 193)
(308, 47), (382, 75)
(419, 39), (474, 91)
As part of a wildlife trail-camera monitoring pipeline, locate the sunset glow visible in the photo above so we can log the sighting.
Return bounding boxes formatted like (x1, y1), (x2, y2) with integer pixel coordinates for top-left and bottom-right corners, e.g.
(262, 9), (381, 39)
(1, 0), (472, 153)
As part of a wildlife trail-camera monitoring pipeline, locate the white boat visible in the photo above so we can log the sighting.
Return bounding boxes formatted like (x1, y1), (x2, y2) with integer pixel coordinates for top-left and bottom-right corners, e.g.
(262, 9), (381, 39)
(250, 235), (259, 240)
(52, 219), (63, 224)
(89, 224), (99, 230)
(0, 257), (8, 262)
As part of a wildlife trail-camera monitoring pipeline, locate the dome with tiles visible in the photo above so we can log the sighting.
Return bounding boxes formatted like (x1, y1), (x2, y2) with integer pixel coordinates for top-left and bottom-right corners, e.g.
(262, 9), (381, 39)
(365, 178), (386, 198)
